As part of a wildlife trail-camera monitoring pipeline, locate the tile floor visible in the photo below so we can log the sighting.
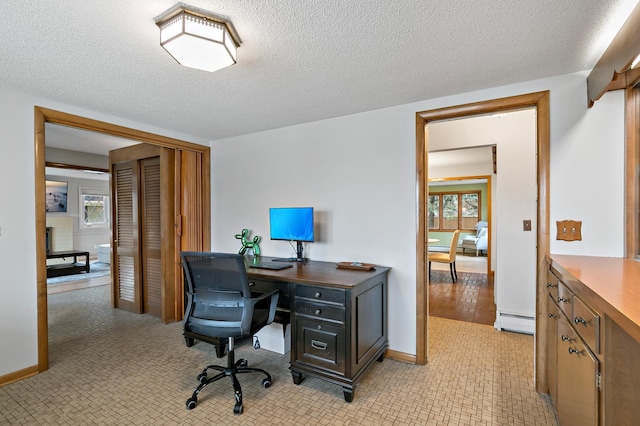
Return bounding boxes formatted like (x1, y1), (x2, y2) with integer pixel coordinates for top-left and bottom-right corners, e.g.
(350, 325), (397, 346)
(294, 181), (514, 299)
(0, 285), (557, 425)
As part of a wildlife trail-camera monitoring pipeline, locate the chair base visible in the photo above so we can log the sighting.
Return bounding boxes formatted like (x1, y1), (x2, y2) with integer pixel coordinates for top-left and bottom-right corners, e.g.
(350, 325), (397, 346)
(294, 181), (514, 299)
(185, 337), (272, 415)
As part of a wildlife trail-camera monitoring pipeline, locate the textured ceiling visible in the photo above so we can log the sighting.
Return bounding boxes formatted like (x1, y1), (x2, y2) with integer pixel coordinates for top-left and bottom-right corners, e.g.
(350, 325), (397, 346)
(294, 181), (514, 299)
(1, 0), (638, 145)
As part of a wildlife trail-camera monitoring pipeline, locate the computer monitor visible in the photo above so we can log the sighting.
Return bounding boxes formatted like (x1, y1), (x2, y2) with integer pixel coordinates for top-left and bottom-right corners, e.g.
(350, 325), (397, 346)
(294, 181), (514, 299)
(269, 207), (314, 261)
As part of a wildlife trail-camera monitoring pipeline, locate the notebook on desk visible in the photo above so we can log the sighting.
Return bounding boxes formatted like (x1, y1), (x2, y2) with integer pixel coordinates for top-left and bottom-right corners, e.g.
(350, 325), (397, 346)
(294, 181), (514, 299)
(248, 262), (293, 270)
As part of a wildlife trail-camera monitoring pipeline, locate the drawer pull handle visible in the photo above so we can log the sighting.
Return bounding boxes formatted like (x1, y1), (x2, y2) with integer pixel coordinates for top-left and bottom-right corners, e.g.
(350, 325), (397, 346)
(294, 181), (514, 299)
(561, 335), (572, 342)
(311, 340), (327, 350)
(315, 309), (322, 315)
(249, 282), (255, 287)
(568, 347), (581, 355)
(574, 317), (587, 326)
(315, 292), (321, 298)
(548, 313), (558, 319)
(557, 297), (570, 303)
(546, 283), (557, 288)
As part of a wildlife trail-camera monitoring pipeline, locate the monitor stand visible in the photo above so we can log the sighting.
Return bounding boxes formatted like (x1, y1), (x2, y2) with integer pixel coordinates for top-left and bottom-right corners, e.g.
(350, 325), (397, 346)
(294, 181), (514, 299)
(272, 241), (307, 263)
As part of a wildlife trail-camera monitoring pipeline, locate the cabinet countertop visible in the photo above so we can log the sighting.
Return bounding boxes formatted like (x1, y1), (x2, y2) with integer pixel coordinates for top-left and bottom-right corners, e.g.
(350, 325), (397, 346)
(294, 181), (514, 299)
(548, 254), (640, 344)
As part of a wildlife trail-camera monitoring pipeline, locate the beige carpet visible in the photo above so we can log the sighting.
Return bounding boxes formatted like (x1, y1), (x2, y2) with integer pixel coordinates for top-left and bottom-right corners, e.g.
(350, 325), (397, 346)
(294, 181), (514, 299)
(0, 285), (557, 425)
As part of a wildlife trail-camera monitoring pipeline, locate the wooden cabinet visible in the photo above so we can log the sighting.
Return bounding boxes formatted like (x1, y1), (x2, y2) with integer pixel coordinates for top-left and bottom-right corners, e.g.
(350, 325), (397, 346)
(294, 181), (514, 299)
(546, 255), (640, 426)
(546, 293), (558, 407)
(556, 313), (599, 426)
(546, 270), (600, 425)
(290, 273), (388, 402)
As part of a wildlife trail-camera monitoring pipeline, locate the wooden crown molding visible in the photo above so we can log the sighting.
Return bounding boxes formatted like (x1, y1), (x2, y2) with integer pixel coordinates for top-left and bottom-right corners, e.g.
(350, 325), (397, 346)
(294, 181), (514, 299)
(587, 2), (640, 106)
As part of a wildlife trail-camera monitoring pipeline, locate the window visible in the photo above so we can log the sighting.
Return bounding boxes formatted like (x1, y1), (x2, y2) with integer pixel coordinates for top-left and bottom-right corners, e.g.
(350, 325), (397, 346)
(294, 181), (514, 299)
(428, 191), (480, 231)
(79, 187), (110, 229)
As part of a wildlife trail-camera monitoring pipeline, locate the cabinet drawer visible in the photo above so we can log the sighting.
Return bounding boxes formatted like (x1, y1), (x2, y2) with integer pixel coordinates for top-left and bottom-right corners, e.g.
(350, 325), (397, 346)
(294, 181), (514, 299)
(295, 300), (345, 324)
(295, 285), (345, 306)
(295, 317), (346, 375)
(556, 280), (573, 319)
(546, 270), (559, 300)
(573, 295), (600, 354)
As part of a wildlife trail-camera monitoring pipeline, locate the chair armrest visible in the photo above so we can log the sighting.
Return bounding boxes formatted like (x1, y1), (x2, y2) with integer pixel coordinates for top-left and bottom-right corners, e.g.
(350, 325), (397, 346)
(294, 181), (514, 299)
(244, 289), (280, 325)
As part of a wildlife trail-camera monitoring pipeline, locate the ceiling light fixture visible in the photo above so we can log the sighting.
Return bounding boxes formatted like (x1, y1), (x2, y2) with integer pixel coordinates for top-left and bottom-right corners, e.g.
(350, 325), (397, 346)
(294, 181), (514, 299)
(155, 3), (241, 73)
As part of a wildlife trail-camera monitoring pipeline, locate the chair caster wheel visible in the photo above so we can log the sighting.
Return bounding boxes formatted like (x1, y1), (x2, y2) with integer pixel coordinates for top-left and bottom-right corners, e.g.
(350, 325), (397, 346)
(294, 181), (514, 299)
(197, 373), (207, 383)
(236, 358), (248, 368)
(186, 397), (197, 410)
(262, 378), (271, 388)
(233, 402), (243, 414)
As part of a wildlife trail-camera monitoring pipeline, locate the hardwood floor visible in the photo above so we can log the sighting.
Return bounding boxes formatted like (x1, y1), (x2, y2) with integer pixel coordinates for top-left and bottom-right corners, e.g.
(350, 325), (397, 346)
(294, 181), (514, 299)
(429, 253), (495, 326)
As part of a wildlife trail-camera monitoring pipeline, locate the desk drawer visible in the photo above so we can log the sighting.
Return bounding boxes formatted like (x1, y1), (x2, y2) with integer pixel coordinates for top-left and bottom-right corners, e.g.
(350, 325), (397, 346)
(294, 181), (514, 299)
(295, 285), (345, 306)
(572, 295), (600, 354)
(295, 317), (346, 375)
(295, 300), (345, 324)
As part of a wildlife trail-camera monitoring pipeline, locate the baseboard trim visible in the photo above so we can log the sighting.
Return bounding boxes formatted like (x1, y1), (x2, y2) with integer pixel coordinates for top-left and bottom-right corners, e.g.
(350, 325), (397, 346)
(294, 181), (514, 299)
(494, 312), (535, 335)
(385, 348), (416, 364)
(0, 365), (38, 387)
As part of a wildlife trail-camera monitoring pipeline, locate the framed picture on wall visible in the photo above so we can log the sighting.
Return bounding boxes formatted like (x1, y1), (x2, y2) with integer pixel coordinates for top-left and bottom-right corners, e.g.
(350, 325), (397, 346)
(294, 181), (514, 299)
(45, 180), (68, 212)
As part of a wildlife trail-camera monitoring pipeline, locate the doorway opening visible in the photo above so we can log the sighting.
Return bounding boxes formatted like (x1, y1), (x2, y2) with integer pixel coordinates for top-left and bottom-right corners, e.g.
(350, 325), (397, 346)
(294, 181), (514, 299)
(427, 170), (493, 326)
(415, 92), (550, 388)
(35, 107), (211, 373)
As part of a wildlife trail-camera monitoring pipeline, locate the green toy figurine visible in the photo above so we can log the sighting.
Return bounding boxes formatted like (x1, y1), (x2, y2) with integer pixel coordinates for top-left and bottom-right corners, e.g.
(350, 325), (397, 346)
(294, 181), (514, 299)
(235, 229), (261, 256)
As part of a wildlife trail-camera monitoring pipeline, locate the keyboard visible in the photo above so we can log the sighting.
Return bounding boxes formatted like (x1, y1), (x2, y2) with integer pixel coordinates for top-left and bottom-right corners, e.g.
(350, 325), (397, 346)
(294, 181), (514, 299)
(248, 262), (293, 270)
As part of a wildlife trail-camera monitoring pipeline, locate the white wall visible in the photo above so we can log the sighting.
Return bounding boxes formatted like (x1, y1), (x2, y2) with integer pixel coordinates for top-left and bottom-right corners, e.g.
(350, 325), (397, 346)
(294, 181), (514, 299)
(0, 87), (208, 378)
(0, 69), (626, 378)
(211, 71), (625, 355)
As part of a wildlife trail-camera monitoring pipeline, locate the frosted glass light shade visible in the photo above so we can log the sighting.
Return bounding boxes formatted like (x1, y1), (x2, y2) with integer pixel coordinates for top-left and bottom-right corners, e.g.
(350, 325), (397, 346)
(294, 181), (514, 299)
(156, 6), (239, 73)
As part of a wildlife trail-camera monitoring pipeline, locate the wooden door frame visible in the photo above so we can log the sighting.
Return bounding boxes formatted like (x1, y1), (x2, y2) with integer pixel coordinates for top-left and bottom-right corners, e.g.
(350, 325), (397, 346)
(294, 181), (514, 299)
(415, 92), (550, 392)
(34, 107), (210, 372)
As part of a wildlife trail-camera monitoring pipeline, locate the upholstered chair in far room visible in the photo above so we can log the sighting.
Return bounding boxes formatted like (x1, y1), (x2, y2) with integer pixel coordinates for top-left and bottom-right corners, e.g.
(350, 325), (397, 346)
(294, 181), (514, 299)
(429, 230), (461, 282)
(461, 221), (489, 256)
(180, 252), (279, 415)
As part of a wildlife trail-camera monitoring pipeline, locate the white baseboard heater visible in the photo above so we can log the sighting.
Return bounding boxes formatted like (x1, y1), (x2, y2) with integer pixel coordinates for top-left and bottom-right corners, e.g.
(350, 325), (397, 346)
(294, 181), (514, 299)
(494, 311), (535, 335)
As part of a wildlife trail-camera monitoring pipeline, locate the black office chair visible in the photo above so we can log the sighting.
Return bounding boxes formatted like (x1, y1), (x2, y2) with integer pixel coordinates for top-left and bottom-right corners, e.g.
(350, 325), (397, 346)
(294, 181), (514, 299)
(180, 252), (279, 414)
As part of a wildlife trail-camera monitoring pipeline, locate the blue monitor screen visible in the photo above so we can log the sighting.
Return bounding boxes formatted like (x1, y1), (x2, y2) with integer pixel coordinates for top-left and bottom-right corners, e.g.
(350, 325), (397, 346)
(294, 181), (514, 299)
(269, 207), (314, 242)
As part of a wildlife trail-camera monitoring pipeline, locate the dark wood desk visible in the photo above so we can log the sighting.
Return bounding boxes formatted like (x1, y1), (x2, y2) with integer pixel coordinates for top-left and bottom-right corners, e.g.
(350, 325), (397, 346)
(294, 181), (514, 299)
(46, 250), (90, 278)
(244, 256), (390, 402)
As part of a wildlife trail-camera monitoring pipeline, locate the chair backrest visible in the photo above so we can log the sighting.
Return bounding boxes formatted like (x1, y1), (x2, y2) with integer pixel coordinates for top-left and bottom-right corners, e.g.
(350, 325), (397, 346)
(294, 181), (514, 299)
(477, 227), (488, 239)
(446, 230), (461, 261)
(181, 252), (252, 337)
(475, 221), (488, 234)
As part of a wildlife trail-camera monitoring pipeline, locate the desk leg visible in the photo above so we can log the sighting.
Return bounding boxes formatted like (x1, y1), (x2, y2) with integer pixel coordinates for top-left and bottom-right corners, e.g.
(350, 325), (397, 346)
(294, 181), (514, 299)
(343, 387), (354, 403)
(291, 371), (304, 385)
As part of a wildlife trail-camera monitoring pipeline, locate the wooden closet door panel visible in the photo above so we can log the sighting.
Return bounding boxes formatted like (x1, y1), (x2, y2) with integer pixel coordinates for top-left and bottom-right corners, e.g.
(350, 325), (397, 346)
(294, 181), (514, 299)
(113, 160), (141, 313)
(141, 157), (162, 317)
(174, 149), (209, 320)
(180, 150), (205, 252)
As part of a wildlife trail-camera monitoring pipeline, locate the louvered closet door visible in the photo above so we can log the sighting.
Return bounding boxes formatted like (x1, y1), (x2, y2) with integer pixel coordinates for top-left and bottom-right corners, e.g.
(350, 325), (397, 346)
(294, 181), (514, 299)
(141, 157), (162, 317)
(113, 160), (142, 313)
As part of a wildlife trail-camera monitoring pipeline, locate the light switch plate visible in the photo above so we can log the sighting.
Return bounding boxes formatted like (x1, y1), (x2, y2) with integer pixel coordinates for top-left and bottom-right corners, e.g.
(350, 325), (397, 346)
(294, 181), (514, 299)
(556, 220), (582, 241)
(523, 220), (531, 231)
